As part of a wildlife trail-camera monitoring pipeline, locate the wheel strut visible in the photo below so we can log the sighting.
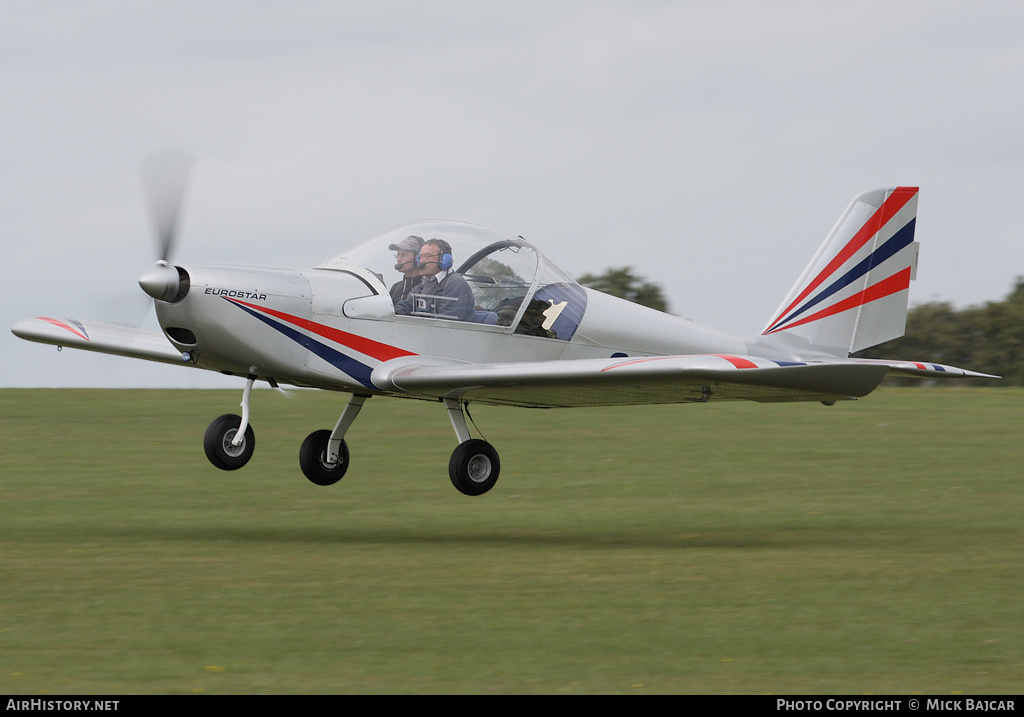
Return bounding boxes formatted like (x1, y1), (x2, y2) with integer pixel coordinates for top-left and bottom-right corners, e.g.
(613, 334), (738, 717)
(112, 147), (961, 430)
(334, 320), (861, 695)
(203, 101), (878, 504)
(444, 398), (472, 444)
(327, 394), (369, 463)
(230, 374), (256, 447)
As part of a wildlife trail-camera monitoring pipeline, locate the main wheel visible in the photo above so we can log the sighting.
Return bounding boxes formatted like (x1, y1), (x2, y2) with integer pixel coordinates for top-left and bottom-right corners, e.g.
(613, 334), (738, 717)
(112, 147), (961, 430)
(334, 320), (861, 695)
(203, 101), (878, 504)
(449, 439), (500, 496)
(204, 414), (255, 471)
(299, 429), (349, 486)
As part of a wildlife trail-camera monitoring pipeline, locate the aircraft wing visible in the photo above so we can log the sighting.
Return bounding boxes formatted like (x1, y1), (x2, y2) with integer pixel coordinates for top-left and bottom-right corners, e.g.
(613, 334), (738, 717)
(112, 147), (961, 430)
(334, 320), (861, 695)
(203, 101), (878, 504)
(12, 317), (185, 366)
(372, 354), (997, 408)
(852, 359), (999, 380)
(372, 354), (878, 408)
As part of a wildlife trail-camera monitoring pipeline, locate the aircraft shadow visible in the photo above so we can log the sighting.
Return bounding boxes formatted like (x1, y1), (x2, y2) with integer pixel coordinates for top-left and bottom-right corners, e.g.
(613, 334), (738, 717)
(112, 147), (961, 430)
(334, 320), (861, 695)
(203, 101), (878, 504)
(86, 523), (884, 551)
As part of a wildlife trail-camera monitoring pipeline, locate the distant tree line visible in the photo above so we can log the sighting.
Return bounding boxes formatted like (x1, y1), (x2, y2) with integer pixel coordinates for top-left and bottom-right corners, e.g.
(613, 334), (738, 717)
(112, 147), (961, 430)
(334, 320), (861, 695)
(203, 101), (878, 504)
(856, 277), (1024, 386)
(576, 267), (670, 313)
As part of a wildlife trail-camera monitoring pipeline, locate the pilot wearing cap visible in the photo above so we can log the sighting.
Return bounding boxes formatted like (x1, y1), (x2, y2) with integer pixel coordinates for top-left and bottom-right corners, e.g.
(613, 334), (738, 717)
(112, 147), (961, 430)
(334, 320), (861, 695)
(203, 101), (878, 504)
(388, 235), (425, 305)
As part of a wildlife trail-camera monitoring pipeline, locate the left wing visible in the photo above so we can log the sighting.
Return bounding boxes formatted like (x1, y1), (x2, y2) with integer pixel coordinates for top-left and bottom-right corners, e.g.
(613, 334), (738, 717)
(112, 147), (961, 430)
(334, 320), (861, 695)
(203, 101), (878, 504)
(371, 354), (997, 408)
(12, 317), (186, 366)
(372, 354), (883, 408)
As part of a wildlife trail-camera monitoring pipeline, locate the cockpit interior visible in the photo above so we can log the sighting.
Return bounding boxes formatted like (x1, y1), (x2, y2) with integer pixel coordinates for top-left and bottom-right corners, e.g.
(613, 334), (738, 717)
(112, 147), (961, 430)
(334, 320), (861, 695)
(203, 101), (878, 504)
(318, 221), (588, 341)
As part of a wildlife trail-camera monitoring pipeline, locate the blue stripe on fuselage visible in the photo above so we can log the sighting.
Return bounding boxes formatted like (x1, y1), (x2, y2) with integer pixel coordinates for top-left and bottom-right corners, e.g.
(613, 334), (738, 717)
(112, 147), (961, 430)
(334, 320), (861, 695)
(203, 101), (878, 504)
(769, 219), (916, 332)
(226, 300), (375, 387)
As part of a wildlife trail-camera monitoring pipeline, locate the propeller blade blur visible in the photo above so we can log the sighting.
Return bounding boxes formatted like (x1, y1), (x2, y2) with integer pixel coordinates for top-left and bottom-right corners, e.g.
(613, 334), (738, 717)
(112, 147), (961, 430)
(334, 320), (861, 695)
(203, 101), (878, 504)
(140, 149), (194, 263)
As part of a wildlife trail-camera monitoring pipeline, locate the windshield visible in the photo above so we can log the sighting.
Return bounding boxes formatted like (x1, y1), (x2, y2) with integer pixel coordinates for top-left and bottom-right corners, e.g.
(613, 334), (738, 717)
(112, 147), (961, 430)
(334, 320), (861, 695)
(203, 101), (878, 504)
(319, 221), (587, 340)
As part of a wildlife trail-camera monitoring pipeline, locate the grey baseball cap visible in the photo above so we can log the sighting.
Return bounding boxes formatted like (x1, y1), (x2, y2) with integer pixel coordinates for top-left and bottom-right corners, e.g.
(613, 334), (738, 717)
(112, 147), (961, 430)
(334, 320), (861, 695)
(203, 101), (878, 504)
(389, 235), (424, 252)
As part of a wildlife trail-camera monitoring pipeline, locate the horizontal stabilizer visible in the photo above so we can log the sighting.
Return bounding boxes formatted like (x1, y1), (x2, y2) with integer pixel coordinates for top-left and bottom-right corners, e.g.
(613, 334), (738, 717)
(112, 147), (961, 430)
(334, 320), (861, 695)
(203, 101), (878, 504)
(856, 358), (999, 380)
(12, 317), (185, 366)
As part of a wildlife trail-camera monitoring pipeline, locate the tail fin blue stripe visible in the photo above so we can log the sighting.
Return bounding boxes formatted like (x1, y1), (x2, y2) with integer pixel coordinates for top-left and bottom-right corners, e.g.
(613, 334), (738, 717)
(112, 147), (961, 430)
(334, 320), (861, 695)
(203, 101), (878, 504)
(766, 218), (916, 333)
(765, 187), (917, 332)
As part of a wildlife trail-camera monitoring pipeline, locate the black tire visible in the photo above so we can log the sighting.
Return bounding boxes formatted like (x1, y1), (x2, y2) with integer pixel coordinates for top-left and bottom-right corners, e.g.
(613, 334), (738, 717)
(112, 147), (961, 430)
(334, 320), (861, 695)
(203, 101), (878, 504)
(449, 439), (500, 496)
(204, 414), (255, 471)
(299, 429), (349, 486)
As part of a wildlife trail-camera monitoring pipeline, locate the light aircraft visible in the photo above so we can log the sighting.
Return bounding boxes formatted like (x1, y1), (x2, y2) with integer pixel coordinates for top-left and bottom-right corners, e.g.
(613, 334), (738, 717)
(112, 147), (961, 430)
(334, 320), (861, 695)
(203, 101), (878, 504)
(13, 153), (997, 495)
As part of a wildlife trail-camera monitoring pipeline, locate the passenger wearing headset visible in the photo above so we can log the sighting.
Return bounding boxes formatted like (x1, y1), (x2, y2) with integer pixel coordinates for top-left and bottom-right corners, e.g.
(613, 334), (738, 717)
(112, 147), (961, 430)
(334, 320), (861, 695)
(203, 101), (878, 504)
(394, 238), (476, 321)
(388, 235), (425, 305)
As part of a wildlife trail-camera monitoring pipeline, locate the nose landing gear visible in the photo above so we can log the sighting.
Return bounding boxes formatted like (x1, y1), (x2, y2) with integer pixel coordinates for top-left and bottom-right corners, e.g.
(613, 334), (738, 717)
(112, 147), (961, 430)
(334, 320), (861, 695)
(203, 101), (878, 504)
(203, 375), (258, 470)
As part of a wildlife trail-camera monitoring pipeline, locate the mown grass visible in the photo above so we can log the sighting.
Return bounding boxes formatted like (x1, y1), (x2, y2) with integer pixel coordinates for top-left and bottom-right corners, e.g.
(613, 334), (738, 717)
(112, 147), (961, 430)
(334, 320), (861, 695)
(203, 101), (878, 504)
(1, 387), (1021, 694)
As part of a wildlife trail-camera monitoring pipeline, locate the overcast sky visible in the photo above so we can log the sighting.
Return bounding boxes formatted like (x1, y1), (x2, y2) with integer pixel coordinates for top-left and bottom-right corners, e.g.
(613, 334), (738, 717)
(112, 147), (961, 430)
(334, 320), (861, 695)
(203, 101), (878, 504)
(4, 1), (1023, 387)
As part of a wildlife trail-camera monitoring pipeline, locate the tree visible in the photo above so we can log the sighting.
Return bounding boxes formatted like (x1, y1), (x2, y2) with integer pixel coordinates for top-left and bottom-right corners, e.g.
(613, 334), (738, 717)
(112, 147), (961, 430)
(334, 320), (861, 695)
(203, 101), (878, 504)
(576, 266), (670, 313)
(856, 277), (1024, 385)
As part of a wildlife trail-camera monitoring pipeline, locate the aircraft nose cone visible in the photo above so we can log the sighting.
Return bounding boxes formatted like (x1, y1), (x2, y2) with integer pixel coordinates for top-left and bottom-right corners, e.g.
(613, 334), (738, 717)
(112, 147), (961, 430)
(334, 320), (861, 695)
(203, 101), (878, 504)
(139, 262), (180, 302)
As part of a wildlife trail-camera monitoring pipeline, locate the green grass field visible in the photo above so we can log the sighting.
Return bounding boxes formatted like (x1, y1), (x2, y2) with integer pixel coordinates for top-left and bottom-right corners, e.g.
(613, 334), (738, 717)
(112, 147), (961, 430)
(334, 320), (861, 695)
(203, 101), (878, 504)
(1, 387), (1021, 694)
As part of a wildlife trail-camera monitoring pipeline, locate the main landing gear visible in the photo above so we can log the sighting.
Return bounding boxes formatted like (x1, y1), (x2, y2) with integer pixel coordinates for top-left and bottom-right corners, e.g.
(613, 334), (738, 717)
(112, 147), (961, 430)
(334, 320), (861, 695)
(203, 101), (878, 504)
(297, 394), (366, 486)
(202, 383), (501, 495)
(443, 399), (500, 496)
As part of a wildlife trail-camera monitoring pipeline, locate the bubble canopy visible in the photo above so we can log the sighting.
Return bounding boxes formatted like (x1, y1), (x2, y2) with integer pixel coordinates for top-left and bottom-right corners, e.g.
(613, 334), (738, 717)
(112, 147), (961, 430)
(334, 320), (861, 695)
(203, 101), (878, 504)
(318, 220), (587, 340)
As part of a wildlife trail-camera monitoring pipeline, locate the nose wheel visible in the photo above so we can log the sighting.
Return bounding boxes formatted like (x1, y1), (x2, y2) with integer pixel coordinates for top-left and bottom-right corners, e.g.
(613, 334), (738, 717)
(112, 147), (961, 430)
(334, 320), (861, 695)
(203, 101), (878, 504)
(204, 414), (255, 470)
(204, 375), (258, 471)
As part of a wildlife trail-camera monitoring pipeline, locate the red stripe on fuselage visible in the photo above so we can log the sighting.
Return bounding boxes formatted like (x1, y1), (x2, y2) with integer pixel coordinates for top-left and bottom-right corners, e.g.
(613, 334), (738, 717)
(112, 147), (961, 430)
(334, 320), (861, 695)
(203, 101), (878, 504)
(226, 298), (416, 362)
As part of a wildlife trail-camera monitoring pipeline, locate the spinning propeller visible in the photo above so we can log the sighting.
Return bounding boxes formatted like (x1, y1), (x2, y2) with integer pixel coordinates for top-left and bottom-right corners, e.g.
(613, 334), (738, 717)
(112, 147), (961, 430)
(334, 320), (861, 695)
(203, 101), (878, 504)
(137, 149), (194, 302)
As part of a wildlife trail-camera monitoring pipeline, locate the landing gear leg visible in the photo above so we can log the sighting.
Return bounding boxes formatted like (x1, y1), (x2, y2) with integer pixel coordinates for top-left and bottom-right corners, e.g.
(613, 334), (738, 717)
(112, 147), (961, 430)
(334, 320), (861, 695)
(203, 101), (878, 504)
(445, 399), (500, 496)
(204, 375), (257, 471)
(299, 394), (369, 486)
(231, 374), (255, 448)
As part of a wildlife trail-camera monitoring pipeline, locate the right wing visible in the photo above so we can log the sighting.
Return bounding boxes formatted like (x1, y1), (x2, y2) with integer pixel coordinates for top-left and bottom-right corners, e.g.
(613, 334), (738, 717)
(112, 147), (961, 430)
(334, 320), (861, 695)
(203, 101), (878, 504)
(12, 317), (186, 366)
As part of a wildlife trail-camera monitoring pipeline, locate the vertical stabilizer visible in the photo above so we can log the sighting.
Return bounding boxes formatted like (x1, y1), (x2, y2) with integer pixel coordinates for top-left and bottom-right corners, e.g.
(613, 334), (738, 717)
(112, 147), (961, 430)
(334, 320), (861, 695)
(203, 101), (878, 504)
(761, 187), (919, 356)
